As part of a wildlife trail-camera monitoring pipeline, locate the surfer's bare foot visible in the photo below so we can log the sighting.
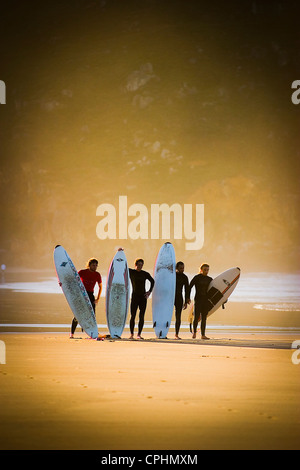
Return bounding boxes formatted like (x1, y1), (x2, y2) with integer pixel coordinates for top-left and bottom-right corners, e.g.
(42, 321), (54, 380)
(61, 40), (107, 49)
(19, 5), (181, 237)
(175, 335), (181, 340)
(192, 332), (197, 339)
(69, 333), (74, 339)
(201, 335), (210, 340)
(129, 334), (134, 340)
(137, 335), (144, 340)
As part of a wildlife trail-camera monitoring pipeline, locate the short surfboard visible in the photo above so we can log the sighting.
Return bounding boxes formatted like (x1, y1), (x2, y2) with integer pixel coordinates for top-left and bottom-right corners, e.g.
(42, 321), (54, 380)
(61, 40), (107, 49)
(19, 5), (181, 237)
(207, 267), (241, 316)
(189, 267), (241, 331)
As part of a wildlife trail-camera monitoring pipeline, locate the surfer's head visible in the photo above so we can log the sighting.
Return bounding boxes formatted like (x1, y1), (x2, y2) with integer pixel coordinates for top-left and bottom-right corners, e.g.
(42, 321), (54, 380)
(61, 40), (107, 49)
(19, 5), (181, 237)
(134, 258), (144, 271)
(176, 261), (185, 273)
(199, 263), (209, 275)
(87, 258), (99, 271)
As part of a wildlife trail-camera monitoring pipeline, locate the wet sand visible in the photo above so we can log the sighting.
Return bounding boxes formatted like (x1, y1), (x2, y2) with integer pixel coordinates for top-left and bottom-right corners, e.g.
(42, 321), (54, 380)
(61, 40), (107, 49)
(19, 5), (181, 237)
(1, 287), (300, 450)
(0, 331), (299, 450)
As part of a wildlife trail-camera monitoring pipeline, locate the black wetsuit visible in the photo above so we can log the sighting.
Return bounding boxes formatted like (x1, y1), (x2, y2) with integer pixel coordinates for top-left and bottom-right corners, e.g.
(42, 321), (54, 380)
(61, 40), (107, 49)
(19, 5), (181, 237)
(174, 272), (190, 336)
(129, 269), (155, 336)
(189, 274), (213, 336)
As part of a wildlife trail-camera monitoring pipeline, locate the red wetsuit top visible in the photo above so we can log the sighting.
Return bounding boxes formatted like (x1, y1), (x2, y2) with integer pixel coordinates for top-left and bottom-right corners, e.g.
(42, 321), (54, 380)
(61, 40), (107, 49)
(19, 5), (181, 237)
(78, 269), (102, 293)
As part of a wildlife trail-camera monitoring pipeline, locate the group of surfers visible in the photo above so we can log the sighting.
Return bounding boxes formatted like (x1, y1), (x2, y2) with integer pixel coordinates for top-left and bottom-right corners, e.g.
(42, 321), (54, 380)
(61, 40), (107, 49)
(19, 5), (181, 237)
(70, 248), (213, 340)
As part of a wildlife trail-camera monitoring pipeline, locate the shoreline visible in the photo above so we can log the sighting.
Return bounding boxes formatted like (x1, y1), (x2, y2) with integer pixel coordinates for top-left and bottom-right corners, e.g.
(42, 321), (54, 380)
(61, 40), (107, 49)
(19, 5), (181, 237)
(1, 327), (300, 345)
(0, 321), (300, 339)
(1, 329), (299, 351)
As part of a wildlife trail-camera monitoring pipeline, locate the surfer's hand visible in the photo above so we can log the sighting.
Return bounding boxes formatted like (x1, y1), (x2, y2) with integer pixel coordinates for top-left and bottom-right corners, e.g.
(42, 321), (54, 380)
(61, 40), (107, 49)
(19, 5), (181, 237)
(58, 282), (62, 287)
(145, 291), (150, 299)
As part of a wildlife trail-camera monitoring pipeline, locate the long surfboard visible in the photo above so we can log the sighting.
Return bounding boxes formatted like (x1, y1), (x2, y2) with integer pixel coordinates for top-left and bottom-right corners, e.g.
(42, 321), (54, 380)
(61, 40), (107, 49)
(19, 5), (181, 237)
(189, 267), (241, 331)
(106, 249), (130, 338)
(152, 242), (176, 338)
(54, 245), (98, 339)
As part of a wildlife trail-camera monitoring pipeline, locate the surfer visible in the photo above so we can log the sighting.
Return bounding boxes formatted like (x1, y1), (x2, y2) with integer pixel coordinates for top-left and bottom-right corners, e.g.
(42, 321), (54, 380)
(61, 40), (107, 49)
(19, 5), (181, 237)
(174, 262), (190, 339)
(189, 263), (212, 339)
(129, 258), (155, 339)
(70, 258), (102, 338)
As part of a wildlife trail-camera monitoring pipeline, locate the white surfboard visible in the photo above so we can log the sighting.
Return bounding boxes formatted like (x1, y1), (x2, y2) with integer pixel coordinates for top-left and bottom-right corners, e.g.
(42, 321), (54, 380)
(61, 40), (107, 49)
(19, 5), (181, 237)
(106, 249), (130, 338)
(207, 267), (241, 317)
(53, 245), (98, 339)
(152, 242), (176, 338)
(189, 267), (241, 330)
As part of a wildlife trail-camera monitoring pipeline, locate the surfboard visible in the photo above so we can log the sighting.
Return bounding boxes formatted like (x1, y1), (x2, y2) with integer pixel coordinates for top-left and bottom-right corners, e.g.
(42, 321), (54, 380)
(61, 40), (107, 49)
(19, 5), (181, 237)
(152, 242), (176, 338)
(189, 267), (241, 331)
(53, 245), (98, 339)
(207, 267), (241, 316)
(186, 300), (194, 325)
(106, 249), (130, 339)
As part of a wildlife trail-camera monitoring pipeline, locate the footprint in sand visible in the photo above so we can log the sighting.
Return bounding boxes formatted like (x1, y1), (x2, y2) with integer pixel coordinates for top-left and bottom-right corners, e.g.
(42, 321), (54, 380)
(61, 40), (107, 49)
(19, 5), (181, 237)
(258, 412), (278, 420)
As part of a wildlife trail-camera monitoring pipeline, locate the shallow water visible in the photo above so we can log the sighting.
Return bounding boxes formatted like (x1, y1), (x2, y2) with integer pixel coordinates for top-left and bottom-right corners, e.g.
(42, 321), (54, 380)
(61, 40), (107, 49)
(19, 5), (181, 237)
(0, 270), (299, 332)
(1, 271), (299, 310)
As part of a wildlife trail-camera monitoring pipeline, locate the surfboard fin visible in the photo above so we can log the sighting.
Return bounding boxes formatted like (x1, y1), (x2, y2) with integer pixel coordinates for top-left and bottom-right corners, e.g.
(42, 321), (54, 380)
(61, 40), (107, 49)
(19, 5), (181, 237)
(153, 321), (156, 328)
(166, 321), (169, 328)
(159, 330), (162, 338)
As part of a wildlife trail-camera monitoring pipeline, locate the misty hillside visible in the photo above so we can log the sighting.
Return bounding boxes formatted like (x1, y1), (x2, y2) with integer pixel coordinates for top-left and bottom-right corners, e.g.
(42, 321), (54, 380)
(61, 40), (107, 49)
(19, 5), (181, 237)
(0, 0), (299, 272)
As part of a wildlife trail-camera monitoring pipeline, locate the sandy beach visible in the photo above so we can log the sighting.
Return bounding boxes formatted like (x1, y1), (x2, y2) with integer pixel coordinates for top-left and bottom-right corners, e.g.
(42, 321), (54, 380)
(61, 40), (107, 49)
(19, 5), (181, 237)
(1, 282), (300, 450)
(0, 330), (299, 450)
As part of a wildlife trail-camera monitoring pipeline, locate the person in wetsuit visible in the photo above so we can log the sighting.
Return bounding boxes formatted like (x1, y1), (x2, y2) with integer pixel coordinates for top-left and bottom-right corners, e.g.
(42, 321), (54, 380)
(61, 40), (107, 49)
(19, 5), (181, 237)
(70, 258), (102, 338)
(174, 261), (190, 340)
(189, 263), (212, 339)
(129, 258), (155, 339)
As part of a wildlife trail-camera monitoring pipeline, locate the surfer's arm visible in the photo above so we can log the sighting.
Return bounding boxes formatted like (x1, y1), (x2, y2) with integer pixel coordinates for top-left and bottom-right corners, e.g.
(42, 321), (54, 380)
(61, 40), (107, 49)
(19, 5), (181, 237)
(189, 277), (196, 299)
(184, 276), (191, 304)
(149, 274), (155, 292)
(95, 282), (102, 303)
(145, 273), (155, 298)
